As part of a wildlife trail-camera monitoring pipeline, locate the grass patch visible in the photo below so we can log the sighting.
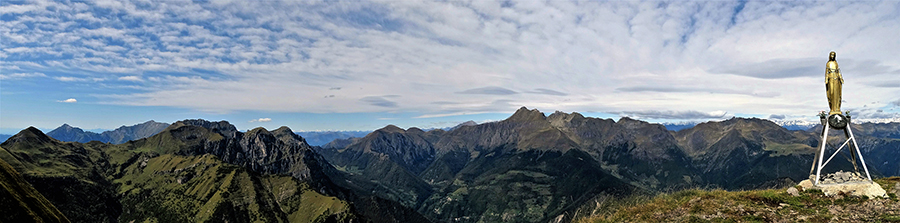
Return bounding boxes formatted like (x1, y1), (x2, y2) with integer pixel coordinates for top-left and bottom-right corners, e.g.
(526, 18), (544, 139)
(579, 182), (896, 223)
(882, 214), (900, 222)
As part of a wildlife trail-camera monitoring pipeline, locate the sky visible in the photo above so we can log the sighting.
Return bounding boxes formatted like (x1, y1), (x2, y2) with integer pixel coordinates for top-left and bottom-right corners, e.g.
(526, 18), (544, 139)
(2, 0), (900, 134)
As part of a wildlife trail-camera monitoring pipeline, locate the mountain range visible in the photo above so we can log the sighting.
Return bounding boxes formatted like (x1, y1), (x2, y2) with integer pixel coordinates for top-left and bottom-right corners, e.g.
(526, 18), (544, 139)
(0, 107), (897, 222)
(0, 121), (428, 222)
(318, 107), (900, 222)
(45, 120), (169, 144)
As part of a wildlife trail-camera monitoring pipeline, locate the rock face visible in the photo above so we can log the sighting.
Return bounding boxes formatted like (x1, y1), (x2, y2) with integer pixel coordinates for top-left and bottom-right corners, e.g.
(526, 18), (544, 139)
(142, 120), (433, 223)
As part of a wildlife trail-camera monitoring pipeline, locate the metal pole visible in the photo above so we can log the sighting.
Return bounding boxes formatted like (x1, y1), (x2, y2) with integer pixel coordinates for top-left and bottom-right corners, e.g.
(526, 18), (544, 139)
(815, 121), (830, 185)
(846, 123), (872, 181)
(844, 130), (859, 173)
(810, 124), (825, 176)
(821, 138), (851, 168)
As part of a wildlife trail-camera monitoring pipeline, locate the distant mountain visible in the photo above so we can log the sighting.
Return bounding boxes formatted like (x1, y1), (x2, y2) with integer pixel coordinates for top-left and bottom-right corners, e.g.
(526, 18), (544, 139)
(46, 120), (169, 144)
(102, 120), (170, 144)
(45, 124), (104, 142)
(296, 130), (371, 146)
(662, 121), (699, 131)
(664, 119), (820, 131)
(771, 119), (819, 131)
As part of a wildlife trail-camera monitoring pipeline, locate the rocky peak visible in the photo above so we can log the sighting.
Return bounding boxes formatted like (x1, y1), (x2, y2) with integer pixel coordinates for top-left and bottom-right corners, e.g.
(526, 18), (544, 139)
(271, 126), (308, 146)
(617, 117), (651, 130)
(547, 111), (586, 128)
(407, 127), (425, 135)
(248, 127), (271, 134)
(377, 125), (405, 134)
(174, 119), (239, 138)
(507, 106), (546, 122)
(50, 123), (83, 133)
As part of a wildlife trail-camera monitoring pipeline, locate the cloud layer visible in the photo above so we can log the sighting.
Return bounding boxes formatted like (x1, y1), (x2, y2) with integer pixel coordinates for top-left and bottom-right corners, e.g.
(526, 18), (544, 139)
(2, 0), (899, 122)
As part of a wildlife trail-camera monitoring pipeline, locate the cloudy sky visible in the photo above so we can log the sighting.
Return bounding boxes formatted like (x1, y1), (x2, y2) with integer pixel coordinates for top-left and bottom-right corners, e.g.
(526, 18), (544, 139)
(2, 0), (899, 133)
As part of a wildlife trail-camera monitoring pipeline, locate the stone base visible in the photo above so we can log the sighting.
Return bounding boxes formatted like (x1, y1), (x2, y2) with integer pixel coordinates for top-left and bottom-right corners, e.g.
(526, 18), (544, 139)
(797, 179), (887, 198)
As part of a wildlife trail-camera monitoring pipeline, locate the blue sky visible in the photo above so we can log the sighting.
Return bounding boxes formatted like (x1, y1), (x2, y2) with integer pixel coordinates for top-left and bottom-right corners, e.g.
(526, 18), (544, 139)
(2, 0), (900, 134)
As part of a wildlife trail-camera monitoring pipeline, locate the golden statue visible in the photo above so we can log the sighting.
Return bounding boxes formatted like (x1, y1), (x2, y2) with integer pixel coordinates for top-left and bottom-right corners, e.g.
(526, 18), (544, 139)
(826, 51), (843, 115)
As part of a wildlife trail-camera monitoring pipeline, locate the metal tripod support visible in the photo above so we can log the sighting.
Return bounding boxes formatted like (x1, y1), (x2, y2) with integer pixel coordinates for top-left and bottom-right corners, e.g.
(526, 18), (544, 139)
(810, 114), (872, 185)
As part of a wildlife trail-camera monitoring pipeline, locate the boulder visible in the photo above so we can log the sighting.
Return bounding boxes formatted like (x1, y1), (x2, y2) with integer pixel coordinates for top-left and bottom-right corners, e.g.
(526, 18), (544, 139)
(787, 187), (800, 197)
(797, 179), (887, 198)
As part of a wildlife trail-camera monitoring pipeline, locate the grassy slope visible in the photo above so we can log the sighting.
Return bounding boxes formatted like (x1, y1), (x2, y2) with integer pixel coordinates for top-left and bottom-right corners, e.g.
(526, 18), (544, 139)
(0, 148), (70, 223)
(115, 153), (355, 223)
(1, 127), (358, 223)
(0, 134), (122, 223)
(578, 177), (900, 223)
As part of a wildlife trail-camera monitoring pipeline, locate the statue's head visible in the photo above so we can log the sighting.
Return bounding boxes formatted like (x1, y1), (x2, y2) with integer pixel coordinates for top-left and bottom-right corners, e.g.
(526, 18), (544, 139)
(829, 51), (836, 61)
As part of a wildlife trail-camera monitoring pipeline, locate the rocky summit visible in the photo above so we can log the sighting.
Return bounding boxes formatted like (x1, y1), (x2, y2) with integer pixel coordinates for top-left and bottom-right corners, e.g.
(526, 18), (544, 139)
(814, 171), (870, 185)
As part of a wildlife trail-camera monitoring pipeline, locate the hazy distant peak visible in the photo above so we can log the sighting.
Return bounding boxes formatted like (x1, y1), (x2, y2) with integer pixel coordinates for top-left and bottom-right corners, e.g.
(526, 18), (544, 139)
(449, 120), (478, 131)
(54, 123), (81, 132)
(458, 120), (477, 126)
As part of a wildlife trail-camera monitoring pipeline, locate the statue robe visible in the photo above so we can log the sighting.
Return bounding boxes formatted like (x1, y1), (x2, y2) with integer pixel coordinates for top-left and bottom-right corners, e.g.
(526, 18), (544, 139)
(826, 60), (842, 115)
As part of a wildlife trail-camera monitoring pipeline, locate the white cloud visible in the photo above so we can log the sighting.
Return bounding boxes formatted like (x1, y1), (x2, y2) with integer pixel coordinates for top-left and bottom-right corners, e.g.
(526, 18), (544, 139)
(117, 76), (143, 82)
(54, 76), (84, 82)
(0, 72), (46, 80)
(57, 98), (77, 103)
(249, 118), (272, 123)
(1, 0), (898, 122)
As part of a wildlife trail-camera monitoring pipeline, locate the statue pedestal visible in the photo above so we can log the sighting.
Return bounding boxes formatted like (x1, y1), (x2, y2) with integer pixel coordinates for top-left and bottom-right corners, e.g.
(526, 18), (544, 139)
(810, 113), (873, 186)
(798, 179), (886, 198)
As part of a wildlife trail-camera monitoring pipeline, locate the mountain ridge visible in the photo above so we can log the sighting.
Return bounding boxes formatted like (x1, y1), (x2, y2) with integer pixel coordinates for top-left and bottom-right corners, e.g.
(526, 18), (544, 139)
(46, 120), (169, 144)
